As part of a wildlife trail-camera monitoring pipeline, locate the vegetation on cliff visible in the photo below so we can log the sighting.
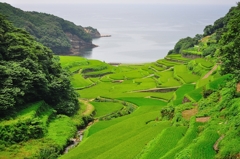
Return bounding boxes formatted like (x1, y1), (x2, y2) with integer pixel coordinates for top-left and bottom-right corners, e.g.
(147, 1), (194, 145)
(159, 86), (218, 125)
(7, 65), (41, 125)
(0, 2), (99, 54)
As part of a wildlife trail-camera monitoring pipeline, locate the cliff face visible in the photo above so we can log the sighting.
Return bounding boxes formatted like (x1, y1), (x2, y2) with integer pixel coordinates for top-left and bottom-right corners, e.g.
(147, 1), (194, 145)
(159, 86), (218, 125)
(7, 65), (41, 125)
(84, 26), (101, 38)
(65, 32), (98, 54)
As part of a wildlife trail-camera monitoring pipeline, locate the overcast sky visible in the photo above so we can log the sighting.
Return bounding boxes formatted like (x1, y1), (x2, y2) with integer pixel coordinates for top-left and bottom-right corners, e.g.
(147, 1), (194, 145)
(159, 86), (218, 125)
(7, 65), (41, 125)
(0, 0), (238, 5)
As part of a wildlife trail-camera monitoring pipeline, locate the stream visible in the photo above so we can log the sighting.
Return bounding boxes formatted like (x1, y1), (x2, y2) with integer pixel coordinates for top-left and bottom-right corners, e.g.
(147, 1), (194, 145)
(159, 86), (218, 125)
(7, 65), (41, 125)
(63, 121), (94, 154)
(63, 129), (84, 154)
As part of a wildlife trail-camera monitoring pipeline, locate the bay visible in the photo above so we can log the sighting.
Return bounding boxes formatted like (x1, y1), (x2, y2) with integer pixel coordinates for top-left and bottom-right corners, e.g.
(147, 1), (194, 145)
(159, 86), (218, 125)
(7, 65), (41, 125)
(15, 4), (231, 63)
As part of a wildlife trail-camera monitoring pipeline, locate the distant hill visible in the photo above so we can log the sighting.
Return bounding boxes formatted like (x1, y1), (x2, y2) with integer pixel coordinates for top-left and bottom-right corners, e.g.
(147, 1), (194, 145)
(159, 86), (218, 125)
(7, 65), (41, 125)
(0, 2), (101, 55)
(167, 4), (235, 57)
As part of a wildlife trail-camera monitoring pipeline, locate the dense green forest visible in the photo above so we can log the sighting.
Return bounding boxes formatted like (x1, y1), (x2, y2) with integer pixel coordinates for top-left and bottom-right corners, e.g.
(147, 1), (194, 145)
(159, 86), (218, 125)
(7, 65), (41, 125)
(0, 14), (79, 116)
(0, 2), (240, 159)
(0, 2), (98, 54)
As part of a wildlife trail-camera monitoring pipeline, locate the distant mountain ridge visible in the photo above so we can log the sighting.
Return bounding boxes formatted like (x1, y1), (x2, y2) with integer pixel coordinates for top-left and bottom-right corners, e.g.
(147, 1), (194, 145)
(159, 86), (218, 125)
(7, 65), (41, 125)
(0, 2), (101, 55)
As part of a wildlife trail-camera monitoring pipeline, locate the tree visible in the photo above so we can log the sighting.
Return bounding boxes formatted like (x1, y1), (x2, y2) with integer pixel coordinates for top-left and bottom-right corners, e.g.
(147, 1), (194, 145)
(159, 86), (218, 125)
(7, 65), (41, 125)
(219, 3), (240, 80)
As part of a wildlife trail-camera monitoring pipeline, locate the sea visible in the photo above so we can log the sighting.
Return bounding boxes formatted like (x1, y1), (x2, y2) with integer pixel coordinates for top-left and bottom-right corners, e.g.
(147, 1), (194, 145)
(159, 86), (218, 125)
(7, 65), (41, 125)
(14, 3), (232, 63)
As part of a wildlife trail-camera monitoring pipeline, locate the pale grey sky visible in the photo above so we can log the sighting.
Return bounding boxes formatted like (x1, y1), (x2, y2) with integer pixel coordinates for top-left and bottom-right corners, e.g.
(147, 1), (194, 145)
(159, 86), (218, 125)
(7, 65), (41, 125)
(0, 0), (238, 5)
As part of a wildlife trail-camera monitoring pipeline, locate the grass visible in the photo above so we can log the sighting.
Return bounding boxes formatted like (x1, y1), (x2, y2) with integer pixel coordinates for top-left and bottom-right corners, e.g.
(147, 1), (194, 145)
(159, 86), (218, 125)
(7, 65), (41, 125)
(46, 115), (76, 147)
(0, 101), (43, 126)
(91, 102), (124, 118)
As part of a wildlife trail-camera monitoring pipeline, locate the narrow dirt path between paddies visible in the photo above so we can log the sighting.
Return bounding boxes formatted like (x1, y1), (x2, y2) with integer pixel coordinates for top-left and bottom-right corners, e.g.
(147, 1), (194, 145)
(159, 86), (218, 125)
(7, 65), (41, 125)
(129, 86), (179, 93)
(202, 65), (218, 79)
(196, 117), (210, 122)
(214, 135), (224, 151)
(79, 99), (95, 116)
(78, 69), (82, 74)
(142, 74), (155, 79)
(236, 82), (240, 92)
(150, 66), (159, 73)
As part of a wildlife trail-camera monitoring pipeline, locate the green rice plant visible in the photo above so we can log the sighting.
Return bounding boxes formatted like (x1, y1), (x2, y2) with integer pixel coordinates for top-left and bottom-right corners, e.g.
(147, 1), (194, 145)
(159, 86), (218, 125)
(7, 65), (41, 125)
(147, 92), (175, 101)
(174, 65), (200, 84)
(89, 77), (100, 83)
(186, 87), (204, 102)
(166, 54), (190, 62)
(60, 116), (171, 159)
(96, 121), (170, 159)
(157, 70), (174, 83)
(187, 60), (209, 76)
(175, 84), (196, 100)
(109, 69), (149, 80)
(194, 58), (214, 69)
(71, 73), (93, 89)
(100, 75), (113, 82)
(161, 120), (199, 159)
(176, 130), (219, 159)
(91, 102), (124, 118)
(207, 74), (232, 90)
(85, 106), (164, 138)
(83, 68), (113, 78)
(61, 107), (169, 158)
(114, 65), (135, 73)
(159, 77), (182, 87)
(157, 59), (182, 67)
(138, 126), (187, 159)
(81, 64), (108, 73)
(182, 49), (203, 55)
(196, 76), (213, 88)
(134, 77), (157, 88)
(59, 56), (88, 68)
(117, 97), (167, 107)
(150, 63), (165, 71)
(173, 84), (195, 105)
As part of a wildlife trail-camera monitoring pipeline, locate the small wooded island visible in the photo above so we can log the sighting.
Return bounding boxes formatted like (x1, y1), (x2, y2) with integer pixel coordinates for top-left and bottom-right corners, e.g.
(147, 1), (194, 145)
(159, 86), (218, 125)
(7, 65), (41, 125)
(0, 2), (239, 159)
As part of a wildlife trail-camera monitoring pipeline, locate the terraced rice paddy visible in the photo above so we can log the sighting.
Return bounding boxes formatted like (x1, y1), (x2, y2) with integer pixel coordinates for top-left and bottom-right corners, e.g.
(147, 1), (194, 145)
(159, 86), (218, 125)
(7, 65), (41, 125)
(57, 54), (226, 159)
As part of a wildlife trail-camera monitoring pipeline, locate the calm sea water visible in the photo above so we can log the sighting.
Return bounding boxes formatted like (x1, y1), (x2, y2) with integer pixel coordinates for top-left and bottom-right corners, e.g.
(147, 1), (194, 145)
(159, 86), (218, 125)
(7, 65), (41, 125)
(15, 4), (231, 63)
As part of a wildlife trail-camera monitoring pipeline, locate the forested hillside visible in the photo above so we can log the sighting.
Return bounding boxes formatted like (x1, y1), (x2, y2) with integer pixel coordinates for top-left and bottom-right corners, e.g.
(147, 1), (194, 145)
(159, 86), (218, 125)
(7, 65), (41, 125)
(0, 2), (99, 54)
